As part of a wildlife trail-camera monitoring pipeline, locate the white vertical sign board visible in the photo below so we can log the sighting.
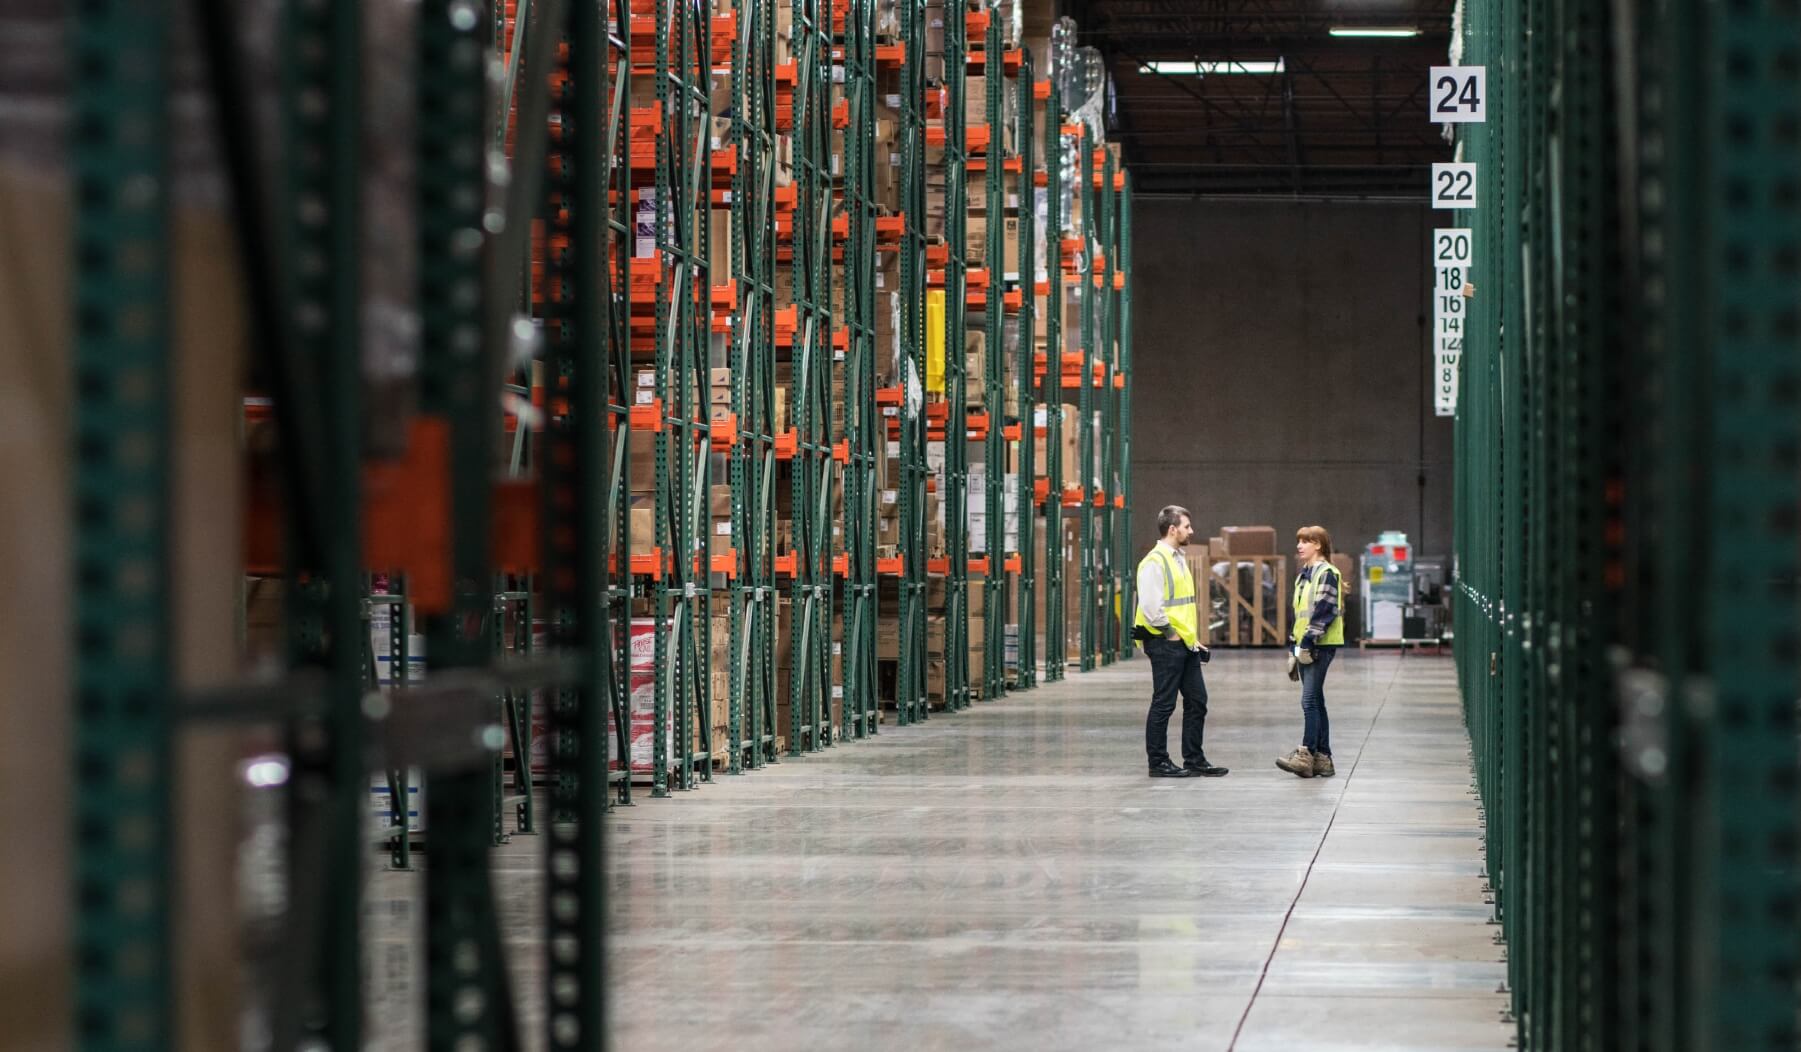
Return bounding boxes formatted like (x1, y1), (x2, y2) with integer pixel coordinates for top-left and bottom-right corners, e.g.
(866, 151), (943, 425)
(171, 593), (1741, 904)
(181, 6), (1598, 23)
(1429, 66), (1487, 123)
(1431, 162), (1479, 209)
(1432, 228), (1473, 417)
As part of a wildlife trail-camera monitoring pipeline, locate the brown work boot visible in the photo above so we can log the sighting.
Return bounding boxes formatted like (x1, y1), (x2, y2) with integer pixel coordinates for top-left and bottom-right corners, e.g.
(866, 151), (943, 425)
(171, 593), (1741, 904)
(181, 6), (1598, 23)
(1276, 746), (1315, 778)
(1312, 752), (1336, 778)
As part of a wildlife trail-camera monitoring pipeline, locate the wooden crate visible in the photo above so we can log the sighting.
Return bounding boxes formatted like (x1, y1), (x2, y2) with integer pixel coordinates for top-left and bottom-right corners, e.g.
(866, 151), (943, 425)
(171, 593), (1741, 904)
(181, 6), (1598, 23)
(1204, 555), (1289, 647)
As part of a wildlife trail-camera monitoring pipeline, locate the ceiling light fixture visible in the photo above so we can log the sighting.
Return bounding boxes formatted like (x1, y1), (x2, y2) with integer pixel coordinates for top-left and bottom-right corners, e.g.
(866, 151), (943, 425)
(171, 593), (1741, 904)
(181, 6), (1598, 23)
(1138, 59), (1285, 75)
(1328, 26), (1422, 37)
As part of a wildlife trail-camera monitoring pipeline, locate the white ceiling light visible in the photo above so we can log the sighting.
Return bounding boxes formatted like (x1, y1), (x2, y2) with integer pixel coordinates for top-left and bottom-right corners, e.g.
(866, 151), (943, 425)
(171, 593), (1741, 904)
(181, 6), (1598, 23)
(1328, 26), (1422, 37)
(1138, 59), (1286, 75)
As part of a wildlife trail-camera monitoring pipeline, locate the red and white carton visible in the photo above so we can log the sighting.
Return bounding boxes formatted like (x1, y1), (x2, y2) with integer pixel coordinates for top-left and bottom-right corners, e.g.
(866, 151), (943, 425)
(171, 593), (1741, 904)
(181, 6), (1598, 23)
(527, 619), (669, 776)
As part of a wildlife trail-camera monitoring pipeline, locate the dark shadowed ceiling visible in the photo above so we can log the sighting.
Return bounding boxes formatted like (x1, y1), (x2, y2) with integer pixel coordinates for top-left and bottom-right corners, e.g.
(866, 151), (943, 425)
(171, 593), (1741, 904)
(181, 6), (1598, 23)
(1062, 0), (1457, 196)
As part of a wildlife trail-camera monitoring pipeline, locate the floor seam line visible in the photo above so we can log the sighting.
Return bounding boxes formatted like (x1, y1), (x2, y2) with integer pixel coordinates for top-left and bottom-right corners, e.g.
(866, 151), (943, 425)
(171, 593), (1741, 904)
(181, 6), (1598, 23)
(1225, 653), (1407, 1051)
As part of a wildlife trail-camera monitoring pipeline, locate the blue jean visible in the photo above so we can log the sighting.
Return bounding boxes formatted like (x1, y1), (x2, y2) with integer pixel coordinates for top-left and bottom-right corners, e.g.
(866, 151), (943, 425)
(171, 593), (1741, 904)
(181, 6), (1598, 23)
(1299, 646), (1336, 756)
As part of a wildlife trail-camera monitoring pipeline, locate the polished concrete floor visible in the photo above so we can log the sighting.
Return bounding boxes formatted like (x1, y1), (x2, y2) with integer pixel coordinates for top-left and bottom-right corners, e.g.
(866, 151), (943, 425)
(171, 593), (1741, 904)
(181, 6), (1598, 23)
(368, 650), (1511, 1051)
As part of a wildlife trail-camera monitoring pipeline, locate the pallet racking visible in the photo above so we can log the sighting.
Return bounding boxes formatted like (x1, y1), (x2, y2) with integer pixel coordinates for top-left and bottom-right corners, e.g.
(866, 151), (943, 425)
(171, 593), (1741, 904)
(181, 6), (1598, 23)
(1451, 0), (1800, 1046)
(68, 2), (1133, 1045)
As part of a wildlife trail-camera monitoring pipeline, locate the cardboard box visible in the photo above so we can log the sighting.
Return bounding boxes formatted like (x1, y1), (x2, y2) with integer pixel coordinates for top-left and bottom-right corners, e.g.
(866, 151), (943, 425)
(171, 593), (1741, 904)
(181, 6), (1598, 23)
(1222, 525), (1278, 556)
(628, 436), (658, 490)
(629, 495), (657, 556)
(1002, 215), (1021, 276)
(966, 75), (987, 124)
(966, 214), (988, 264)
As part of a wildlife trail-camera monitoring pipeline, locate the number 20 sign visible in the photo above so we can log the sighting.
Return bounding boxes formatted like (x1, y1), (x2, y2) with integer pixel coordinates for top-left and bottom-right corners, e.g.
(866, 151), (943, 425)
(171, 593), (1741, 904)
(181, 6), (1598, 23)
(1429, 66), (1486, 123)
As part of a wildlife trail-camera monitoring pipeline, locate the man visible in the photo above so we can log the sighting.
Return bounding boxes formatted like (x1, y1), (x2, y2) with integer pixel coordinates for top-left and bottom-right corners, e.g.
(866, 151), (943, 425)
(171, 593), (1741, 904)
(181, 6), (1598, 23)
(1133, 506), (1229, 778)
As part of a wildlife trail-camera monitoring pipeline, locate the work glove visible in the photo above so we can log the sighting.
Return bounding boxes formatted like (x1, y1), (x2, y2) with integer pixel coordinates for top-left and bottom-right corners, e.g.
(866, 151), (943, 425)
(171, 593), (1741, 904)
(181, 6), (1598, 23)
(1296, 643), (1316, 666)
(1285, 649), (1300, 681)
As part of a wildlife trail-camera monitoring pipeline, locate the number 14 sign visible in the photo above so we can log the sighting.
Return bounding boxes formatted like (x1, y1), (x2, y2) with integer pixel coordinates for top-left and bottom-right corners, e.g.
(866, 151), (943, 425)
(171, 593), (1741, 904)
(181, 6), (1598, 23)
(1429, 66), (1486, 123)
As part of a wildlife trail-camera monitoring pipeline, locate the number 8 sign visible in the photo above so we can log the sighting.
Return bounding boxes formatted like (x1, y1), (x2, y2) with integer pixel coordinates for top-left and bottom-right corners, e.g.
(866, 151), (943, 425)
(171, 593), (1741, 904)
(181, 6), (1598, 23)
(1429, 66), (1486, 124)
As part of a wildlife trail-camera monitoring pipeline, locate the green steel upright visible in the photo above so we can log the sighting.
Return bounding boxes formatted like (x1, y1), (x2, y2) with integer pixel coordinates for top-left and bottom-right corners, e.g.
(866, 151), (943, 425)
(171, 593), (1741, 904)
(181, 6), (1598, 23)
(1095, 143), (1118, 665)
(1040, 73), (1067, 683)
(1010, 55), (1039, 690)
(541, 0), (614, 1043)
(416, 2), (515, 1044)
(840, 0), (882, 738)
(280, 0), (368, 1042)
(1452, 0), (1801, 1046)
(788, 0), (835, 750)
(729, 0), (780, 771)
(942, 0), (972, 713)
(895, 0), (929, 724)
(651, 0), (715, 795)
(71, 5), (174, 1048)
(978, 10), (1010, 703)
(1114, 170), (1133, 662)
(605, 0), (636, 807)
(1075, 127), (1097, 670)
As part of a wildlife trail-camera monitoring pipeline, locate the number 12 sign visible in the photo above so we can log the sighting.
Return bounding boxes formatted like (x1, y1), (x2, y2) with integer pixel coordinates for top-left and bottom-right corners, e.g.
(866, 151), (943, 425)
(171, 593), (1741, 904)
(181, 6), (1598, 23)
(1429, 66), (1486, 123)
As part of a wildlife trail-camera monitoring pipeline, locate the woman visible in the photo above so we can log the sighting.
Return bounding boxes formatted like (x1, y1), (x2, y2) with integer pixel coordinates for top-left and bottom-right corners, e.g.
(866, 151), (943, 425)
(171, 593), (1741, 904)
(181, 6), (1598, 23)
(1277, 526), (1345, 778)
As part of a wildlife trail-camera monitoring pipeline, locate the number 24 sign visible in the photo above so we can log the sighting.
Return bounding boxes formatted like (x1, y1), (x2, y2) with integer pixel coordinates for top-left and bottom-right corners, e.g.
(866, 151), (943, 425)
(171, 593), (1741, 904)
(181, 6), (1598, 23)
(1429, 66), (1486, 124)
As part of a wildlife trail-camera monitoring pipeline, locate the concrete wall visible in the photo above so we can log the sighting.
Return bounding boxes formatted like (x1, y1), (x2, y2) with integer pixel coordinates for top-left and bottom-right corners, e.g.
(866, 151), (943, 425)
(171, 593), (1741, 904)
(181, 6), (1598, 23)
(1127, 197), (1454, 565)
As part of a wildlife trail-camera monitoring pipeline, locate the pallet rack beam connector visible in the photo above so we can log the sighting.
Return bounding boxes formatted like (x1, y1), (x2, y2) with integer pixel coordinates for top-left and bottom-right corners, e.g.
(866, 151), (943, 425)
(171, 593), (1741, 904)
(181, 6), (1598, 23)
(72, 4), (174, 1048)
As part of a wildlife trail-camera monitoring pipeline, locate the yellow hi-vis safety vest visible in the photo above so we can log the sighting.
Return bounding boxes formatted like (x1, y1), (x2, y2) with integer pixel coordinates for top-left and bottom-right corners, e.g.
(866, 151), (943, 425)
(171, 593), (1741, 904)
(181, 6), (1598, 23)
(1292, 561), (1345, 646)
(1134, 545), (1199, 648)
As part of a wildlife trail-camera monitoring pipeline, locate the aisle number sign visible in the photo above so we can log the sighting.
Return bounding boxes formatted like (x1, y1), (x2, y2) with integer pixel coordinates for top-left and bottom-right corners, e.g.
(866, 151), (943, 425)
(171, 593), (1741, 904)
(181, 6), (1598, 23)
(1431, 162), (1478, 209)
(1429, 66), (1487, 123)
(1432, 228), (1472, 417)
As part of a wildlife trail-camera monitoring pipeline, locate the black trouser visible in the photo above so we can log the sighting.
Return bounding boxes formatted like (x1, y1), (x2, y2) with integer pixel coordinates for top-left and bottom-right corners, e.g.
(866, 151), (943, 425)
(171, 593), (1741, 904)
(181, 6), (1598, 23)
(1144, 638), (1208, 767)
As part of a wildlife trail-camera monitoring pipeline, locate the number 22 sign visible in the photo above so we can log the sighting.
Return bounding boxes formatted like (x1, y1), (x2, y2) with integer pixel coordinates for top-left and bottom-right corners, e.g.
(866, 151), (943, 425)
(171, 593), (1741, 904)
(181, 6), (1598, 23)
(1429, 66), (1486, 124)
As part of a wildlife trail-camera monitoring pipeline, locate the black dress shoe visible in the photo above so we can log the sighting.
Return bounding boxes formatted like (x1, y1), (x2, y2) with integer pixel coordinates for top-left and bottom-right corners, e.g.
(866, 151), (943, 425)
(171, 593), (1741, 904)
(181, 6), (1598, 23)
(1184, 759), (1230, 777)
(1148, 761), (1198, 778)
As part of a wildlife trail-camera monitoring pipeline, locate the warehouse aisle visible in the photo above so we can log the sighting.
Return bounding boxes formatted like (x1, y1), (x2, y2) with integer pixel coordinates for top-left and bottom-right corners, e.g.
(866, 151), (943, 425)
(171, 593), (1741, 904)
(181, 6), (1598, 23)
(368, 651), (1510, 1050)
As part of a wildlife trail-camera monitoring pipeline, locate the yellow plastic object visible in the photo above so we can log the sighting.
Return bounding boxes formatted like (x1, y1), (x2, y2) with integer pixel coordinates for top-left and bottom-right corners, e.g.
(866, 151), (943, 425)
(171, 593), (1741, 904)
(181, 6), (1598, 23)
(925, 289), (946, 394)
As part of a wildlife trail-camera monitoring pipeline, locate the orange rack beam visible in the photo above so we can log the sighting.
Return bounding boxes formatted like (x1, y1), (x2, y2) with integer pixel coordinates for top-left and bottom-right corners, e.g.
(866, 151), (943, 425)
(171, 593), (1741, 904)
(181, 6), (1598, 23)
(630, 400), (664, 432)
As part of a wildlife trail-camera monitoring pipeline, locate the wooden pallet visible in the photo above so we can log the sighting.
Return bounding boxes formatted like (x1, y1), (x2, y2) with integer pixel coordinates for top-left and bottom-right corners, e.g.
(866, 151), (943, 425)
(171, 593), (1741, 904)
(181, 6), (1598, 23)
(1201, 555), (1289, 648)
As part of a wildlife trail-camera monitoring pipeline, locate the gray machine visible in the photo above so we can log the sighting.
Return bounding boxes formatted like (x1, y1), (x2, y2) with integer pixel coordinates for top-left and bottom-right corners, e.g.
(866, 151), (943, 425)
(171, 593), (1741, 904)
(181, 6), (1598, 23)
(1359, 531), (1449, 643)
(1360, 532), (1414, 641)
